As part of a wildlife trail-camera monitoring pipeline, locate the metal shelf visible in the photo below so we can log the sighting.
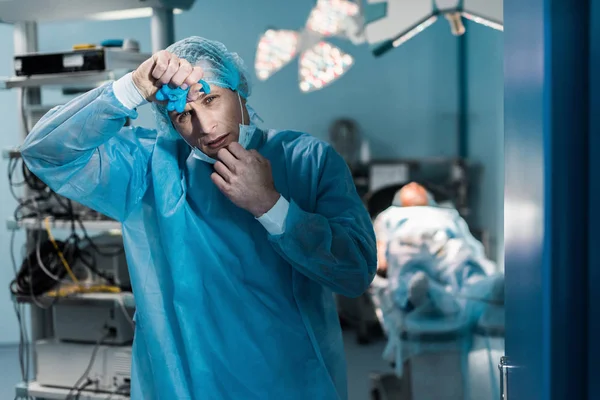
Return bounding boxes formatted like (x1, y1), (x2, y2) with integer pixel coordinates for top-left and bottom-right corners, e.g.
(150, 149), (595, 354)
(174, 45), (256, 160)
(13, 291), (135, 307)
(16, 381), (129, 399)
(0, 70), (120, 89)
(7, 217), (121, 232)
(2, 147), (20, 159)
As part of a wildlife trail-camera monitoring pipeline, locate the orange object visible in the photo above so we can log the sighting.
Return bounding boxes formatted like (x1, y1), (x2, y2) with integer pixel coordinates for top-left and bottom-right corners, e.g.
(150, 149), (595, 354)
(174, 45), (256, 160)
(72, 44), (97, 50)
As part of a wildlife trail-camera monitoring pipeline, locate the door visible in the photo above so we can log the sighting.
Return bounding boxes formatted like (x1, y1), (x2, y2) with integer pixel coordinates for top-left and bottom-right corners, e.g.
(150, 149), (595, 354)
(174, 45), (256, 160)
(589, 1), (600, 399)
(504, 0), (593, 399)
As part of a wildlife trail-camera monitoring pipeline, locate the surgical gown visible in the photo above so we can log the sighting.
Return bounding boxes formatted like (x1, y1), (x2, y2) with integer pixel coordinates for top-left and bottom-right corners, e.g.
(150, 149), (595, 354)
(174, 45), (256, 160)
(20, 83), (377, 400)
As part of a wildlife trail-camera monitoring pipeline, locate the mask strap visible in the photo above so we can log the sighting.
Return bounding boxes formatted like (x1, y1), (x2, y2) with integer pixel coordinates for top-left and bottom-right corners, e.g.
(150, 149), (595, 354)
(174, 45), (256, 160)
(237, 93), (245, 125)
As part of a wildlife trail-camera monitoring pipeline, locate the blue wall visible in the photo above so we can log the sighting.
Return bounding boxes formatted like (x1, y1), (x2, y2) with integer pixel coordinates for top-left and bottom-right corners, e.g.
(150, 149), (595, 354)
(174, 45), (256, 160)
(0, 0), (503, 343)
(465, 21), (504, 266)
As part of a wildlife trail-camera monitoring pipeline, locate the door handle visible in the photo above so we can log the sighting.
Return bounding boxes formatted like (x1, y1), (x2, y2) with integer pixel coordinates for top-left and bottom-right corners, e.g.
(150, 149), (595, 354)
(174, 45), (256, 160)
(498, 356), (509, 400)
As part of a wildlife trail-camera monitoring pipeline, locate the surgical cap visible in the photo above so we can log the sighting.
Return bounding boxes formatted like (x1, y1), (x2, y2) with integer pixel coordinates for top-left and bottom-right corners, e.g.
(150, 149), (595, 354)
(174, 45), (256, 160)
(151, 36), (255, 143)
(166, 36), (251, 99)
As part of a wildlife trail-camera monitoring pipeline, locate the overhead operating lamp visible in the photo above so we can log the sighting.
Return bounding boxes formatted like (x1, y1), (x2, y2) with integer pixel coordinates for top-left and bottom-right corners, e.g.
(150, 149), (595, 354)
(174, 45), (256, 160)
(254, 0), (365, 93)
(361, 0), (503, 57)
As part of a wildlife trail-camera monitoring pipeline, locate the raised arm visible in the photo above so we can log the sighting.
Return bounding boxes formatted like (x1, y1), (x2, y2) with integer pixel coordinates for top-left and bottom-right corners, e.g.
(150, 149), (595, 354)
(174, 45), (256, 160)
(21, 50), (206, 222)
(20, 80), (155, 222)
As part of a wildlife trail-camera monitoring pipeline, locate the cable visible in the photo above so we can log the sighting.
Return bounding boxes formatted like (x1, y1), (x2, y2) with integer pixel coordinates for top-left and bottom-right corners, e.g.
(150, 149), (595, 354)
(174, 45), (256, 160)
(9, 155), (128, 290)
(73, 379), (95, 400)
(9, 236), (74, 297)
(10, 229), (30, 383)
(44, 217), (79, 284)
(75, 217), (125, 258)
(21, 157), (46, 192)
(105, 382), (131, 400)
(65, 329), (111, 400)
(35, 224), (60, 281)
(116, 297), (135, 330)
(10, 218), (124, 299)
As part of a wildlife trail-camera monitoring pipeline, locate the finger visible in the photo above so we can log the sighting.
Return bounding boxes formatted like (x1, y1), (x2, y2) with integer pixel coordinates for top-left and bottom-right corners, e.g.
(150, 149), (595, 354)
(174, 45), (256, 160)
(249, 149), (271, 165)
(187, 82), (204, 102)
(211, 172), (229, 193)
(216, 148), (239, 171)
(170, 59), (192, 88)
(151, 51), (171, 80)
(227, 142), (250, 160)
(214, 161), (233, 183)
(137, 57), (155, 79)
(185, 66), (205, 88)
(248, 149), (261, 157)
(158, 55), (180, 85)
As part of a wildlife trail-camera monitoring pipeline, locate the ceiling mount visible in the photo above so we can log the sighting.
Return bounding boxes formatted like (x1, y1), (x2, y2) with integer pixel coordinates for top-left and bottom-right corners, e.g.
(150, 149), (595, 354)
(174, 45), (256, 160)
(361, 0), (503, 57)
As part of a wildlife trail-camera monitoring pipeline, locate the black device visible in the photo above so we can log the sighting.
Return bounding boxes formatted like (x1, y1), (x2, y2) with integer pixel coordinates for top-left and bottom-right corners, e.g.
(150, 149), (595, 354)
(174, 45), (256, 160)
(14, 48), (148, 76)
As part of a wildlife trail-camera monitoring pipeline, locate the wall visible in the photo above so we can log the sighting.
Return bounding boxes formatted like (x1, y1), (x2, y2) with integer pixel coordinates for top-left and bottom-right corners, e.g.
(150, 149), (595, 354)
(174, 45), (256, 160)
(464, 21), (504, 266)
(0, 24), (23, 344)
(0, 0), (466, 344)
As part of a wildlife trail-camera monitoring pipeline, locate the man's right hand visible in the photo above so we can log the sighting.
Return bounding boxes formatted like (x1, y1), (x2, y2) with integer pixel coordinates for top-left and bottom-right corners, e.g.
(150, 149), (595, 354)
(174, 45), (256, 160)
(131, 50), (205, 103)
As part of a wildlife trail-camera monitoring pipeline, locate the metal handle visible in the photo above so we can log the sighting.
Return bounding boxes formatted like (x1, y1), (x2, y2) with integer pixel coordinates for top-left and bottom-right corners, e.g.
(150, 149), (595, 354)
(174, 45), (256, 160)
(498, 356), (509, 400)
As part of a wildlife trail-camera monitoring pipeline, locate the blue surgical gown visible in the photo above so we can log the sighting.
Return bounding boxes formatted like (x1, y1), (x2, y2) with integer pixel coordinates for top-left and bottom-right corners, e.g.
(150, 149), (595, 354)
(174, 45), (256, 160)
(20, 83), (377, 400)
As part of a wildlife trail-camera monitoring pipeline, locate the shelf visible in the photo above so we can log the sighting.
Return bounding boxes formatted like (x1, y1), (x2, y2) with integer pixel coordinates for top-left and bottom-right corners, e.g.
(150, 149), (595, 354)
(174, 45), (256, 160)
(0, 70), (121, 89)
(2, 147), (20, 159)
(7, 217), (121, 232)
(13, 291), (135, 307)
(16, 381), (129, 400)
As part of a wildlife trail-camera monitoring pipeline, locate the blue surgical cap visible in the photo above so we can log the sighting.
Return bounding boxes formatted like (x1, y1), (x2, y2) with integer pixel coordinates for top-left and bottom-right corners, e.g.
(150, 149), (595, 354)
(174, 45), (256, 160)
(166, 36), (251, 99)
(151, 36), (256, 143)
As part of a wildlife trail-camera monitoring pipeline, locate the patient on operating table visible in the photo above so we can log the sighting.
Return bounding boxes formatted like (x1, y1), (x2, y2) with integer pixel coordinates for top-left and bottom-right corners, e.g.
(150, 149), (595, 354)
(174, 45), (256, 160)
(371, 183), (503, 376)
(373, 182), (497, 317)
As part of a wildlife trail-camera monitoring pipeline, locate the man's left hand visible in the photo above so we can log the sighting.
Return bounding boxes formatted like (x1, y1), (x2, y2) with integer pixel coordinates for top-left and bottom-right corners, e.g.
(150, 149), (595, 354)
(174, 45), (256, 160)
(211, 142), (280, 217)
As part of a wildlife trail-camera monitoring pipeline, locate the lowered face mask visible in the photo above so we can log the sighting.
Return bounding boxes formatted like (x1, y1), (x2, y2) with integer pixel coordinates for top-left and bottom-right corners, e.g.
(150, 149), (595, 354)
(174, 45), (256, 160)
(191, 93), (261, 164)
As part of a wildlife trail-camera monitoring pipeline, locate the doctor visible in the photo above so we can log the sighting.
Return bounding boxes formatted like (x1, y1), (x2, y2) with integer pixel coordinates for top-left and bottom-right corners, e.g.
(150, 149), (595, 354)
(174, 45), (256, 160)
(20, 36), (376, 399)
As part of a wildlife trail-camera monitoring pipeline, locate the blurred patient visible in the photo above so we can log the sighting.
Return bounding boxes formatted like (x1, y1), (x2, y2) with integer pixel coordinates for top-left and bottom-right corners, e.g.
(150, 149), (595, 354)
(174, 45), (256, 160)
(373, 182), (496, 315)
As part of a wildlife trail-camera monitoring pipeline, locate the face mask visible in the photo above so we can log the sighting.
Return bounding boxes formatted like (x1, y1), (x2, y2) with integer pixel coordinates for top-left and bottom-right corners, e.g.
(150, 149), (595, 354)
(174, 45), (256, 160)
(191, 93), (260, 164)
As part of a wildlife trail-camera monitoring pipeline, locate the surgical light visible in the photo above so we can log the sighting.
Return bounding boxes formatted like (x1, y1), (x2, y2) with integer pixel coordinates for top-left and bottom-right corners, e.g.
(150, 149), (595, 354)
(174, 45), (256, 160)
(255, 0), (363, 93)
(299, 42), (354, 93)
(306, 0), (360, 36)
(255, 30), (300, 81)
(362, 0), (503, 57)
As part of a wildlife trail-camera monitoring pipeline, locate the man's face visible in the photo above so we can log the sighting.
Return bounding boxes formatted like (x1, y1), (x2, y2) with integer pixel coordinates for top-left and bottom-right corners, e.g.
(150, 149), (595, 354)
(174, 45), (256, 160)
(169, 86), (249, 158)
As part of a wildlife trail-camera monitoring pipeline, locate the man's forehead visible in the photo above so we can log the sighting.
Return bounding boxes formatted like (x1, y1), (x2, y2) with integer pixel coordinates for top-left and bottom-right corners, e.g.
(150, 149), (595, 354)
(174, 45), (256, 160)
(167, 86), (229, 117)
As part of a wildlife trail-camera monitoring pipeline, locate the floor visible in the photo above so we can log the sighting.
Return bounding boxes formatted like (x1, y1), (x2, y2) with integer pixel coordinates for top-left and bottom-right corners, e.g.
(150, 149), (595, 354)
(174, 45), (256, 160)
(0, 331), (392, 400)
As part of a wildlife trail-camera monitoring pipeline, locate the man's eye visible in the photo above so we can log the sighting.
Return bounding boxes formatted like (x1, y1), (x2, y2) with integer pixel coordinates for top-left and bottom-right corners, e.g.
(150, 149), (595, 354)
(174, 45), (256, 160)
(204, 96), (216, 105)
(178, 111), (191, 122)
